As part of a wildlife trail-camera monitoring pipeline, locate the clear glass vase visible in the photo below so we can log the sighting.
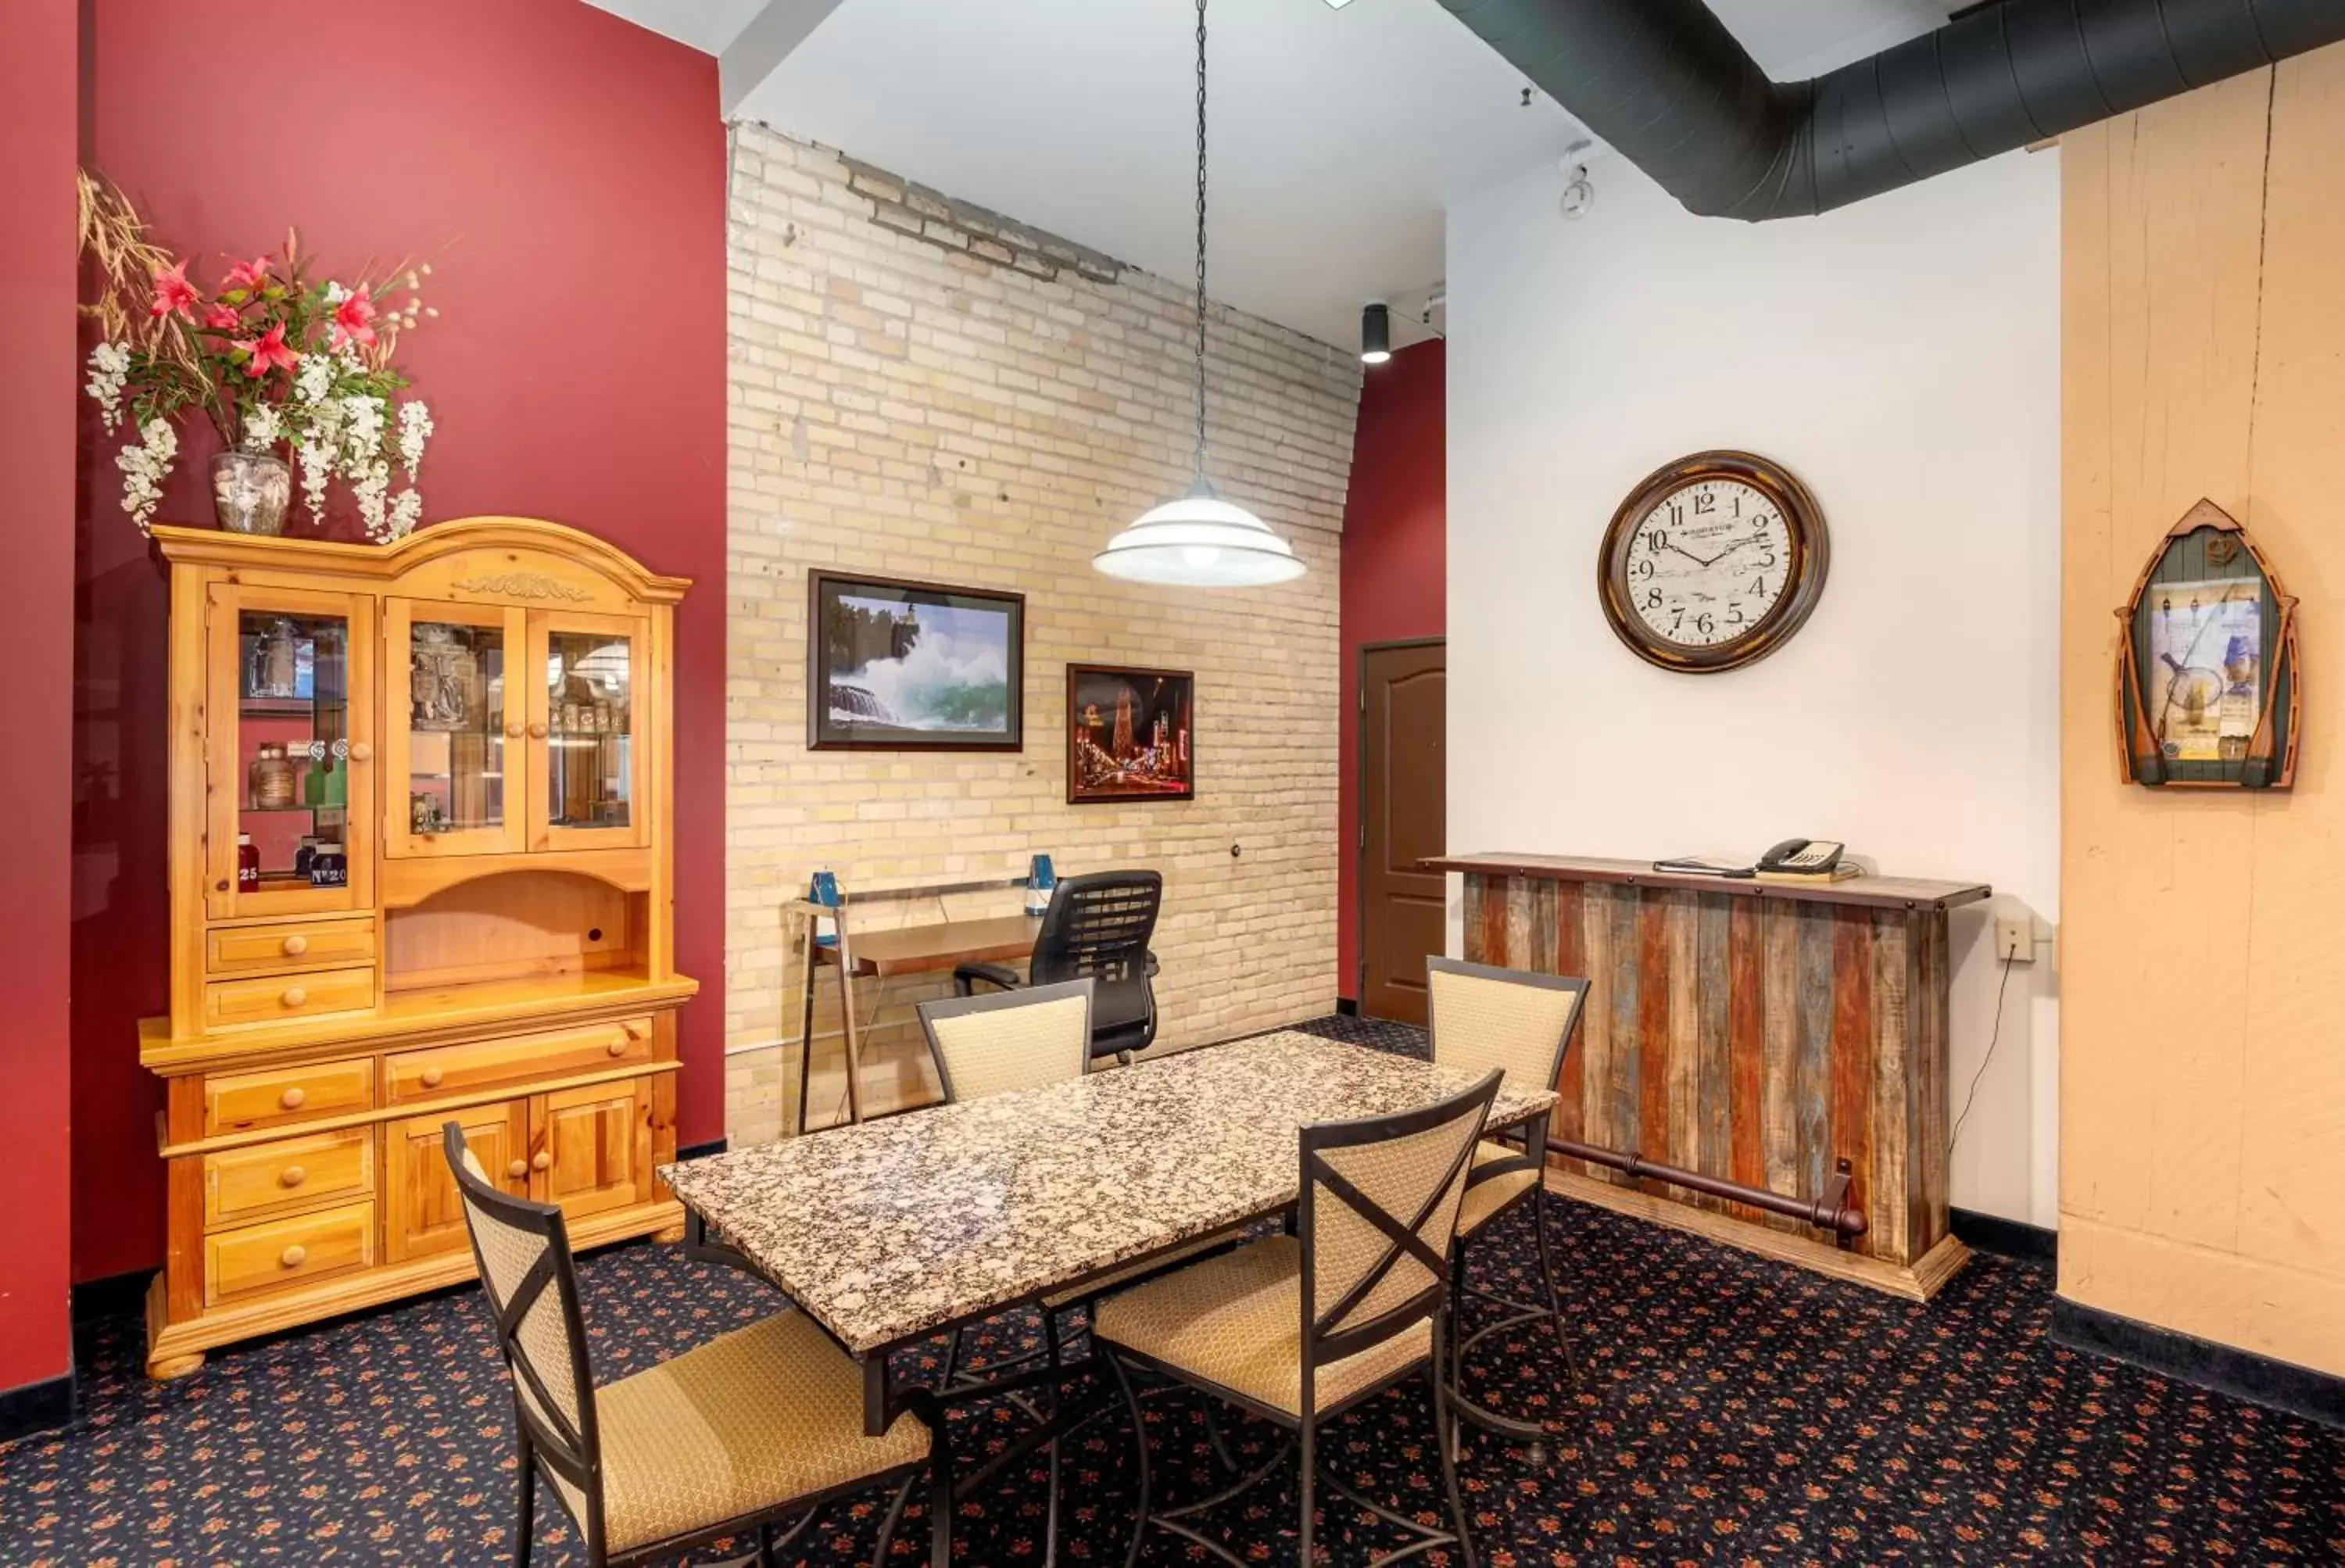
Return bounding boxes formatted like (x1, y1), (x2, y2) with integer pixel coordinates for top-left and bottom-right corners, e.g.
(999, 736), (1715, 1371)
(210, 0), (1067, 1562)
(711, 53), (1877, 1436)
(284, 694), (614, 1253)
(210, 451), (292, 535)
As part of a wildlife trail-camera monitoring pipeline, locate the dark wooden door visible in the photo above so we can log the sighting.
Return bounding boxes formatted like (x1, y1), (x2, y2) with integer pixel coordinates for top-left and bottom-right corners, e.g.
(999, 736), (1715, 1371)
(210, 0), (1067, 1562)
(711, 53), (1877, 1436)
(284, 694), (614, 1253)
(1359, 640), (1446, 1025)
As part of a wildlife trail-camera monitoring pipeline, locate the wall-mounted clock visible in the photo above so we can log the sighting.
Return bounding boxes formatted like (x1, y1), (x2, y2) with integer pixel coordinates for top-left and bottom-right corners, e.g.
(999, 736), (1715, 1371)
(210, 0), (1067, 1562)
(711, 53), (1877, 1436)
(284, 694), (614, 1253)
(1598, 449), (1829, 674)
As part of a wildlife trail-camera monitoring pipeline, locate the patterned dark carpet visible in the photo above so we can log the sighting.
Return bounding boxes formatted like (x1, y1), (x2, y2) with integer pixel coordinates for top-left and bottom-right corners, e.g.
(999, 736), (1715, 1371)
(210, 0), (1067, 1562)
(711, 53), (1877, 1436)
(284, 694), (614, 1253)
(4, 1016), (2340, 1566)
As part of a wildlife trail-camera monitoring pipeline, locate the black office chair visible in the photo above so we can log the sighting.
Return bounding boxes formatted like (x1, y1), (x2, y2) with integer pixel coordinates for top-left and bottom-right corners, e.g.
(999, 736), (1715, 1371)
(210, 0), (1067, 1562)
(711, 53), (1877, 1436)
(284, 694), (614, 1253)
(954, 869), (1162, 1061)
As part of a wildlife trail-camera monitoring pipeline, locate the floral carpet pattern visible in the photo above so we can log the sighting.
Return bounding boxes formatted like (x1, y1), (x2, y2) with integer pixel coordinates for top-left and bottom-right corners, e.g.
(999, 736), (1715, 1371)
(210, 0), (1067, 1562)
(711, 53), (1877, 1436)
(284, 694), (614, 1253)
(2, 1016), (2340, 1566)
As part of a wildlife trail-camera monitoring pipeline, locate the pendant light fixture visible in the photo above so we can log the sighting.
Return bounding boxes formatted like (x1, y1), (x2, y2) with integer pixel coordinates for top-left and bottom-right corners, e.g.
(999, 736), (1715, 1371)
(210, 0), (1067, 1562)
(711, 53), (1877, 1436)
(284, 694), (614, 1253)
(1093, 0), (1305, 589)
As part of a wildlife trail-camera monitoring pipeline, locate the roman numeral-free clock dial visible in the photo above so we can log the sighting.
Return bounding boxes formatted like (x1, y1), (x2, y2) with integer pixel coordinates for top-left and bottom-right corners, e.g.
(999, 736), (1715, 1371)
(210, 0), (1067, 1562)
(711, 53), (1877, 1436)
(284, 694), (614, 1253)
(1598, 450), (1828, 673)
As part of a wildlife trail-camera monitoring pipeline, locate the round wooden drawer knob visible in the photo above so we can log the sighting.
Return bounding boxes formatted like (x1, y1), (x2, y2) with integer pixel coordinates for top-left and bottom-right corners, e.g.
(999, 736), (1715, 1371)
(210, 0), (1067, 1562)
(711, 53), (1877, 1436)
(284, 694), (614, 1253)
(528, 721), (550, 739)
(281, 986), (308, 1008)
(279, 1165), (307, 1189)
(347, 742), (373, 762)
(419, 1068), (445, 1088)
(281, 934), (310, 957)
(279, 1087), (307, 1111)
(280, 1245), (307, 1269)
(531, 1151), (552, 1172)
(507, 1158), (529, 1180)
(507, 719), (525, 739)
(607, 1040), (627, 1057)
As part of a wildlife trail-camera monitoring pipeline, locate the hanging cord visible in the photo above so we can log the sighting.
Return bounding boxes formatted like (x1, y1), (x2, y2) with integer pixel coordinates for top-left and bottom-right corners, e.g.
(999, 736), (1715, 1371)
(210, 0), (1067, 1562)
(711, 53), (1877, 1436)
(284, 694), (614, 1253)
(1949, 948), (2017, 1156)
(1192, 0), (1210, 485)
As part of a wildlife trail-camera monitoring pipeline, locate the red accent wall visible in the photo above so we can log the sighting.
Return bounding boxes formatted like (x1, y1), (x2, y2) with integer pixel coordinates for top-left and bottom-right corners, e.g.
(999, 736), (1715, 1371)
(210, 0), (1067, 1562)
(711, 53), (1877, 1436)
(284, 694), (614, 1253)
(1337, 340), (1447, 998)
(75, 0), (726, 1284)
(0, 0), (80, 1393)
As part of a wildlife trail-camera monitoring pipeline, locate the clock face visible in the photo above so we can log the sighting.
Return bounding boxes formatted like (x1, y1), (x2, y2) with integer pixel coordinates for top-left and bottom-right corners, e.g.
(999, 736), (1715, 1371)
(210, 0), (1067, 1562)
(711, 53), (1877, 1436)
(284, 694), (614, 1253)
(1599, 451), (1828, 673)
(1624, 478), (1787, 649)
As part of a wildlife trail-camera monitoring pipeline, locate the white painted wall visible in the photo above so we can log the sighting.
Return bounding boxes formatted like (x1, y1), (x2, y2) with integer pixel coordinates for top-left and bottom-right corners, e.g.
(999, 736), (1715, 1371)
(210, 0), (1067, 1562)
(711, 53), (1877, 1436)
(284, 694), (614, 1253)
(1445, 149), (2062, 1228)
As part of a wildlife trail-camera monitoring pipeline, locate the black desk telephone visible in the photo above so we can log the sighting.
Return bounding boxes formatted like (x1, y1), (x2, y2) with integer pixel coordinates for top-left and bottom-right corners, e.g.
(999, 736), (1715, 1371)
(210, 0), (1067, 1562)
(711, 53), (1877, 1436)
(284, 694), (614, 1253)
(1756, 838), (1847, 874)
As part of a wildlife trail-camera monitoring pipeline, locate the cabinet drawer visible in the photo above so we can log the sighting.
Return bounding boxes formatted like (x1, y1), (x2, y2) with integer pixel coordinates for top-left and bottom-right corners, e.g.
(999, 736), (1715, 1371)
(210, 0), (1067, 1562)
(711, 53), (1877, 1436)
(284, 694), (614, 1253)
(203, 966), (377, 1032)
(205, 1201), (376, 1306)
(204, 1057), (376, 1136)
(385, 1016), (657, 1105)
(207, 917), (377, 977)
(203, 1128), (374, 1228)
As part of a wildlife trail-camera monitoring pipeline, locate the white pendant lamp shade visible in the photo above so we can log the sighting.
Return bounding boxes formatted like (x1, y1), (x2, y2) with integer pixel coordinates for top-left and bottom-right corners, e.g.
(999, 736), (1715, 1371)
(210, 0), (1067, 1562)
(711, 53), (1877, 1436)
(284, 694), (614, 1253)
(1097, 0), (1305, 589)
(1094, 485), (1305, 588)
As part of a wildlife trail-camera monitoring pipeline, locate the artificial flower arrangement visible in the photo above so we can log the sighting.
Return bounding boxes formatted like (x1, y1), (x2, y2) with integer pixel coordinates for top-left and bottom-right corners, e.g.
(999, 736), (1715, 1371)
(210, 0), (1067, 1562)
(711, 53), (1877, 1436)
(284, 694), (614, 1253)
(77, 171), (436, 541)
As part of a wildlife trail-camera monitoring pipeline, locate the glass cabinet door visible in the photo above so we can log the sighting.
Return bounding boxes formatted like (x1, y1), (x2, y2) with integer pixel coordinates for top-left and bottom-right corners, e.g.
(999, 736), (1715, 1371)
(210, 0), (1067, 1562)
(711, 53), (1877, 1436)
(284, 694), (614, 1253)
(527, 610), (648, 850)
(204, 584), (376, 919)
(384, 600), (528, 858)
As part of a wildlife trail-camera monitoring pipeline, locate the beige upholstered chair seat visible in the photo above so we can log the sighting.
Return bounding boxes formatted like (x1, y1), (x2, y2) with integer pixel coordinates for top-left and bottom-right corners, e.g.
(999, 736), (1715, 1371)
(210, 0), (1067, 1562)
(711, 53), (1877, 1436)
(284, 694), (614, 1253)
(1457, 1140), (1540, 1236)
(1093, 1235), (1431, 1418)
(593, 1311), (929, 1552)
(1040, 1226), (1248, 1309)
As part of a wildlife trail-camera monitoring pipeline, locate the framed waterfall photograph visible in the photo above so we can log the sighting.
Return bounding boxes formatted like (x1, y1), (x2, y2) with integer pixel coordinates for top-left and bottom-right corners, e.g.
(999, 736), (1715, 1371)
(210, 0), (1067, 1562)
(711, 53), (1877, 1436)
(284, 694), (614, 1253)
(807, 571), (1025, 751)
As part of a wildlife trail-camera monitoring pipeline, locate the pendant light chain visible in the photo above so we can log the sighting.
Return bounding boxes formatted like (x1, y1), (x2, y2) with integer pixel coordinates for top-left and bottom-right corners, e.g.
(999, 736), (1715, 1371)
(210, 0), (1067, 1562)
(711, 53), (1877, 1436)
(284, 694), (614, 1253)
(1192, 0), (1210, 484)
(1087, 0), (1300, 588)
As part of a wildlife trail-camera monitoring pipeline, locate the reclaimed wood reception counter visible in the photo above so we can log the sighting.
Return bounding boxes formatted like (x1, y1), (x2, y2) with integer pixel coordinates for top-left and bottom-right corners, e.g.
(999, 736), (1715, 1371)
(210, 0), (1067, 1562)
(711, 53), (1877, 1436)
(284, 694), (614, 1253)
(1425, 853), (1990, 1300)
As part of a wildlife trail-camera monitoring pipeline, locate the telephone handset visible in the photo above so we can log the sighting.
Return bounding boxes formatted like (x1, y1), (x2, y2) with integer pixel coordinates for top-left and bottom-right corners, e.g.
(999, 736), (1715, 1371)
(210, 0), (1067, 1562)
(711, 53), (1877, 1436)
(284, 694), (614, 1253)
(1756, 838), (1846, 875)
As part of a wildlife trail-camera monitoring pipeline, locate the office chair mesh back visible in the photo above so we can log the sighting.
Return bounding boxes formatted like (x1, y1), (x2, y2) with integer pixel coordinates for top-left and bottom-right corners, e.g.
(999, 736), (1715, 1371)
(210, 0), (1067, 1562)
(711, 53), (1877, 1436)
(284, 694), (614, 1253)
(1427, 960), (1584, 1094)
(1029, 871), (1162, 1055)
(923, 985), (1091, 1102)
(446, 1126), (600, 1538)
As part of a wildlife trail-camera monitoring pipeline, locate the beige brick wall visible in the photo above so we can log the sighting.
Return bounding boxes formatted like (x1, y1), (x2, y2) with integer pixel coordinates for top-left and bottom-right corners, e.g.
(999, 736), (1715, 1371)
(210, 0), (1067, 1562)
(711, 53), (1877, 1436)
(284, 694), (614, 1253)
(725, 124), (1361, 1144)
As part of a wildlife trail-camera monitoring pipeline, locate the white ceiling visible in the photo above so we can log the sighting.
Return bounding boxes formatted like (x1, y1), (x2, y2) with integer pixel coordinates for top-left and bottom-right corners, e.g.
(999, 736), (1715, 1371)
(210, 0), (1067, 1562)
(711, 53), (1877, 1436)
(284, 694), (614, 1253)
(587, 0), (1957, 352)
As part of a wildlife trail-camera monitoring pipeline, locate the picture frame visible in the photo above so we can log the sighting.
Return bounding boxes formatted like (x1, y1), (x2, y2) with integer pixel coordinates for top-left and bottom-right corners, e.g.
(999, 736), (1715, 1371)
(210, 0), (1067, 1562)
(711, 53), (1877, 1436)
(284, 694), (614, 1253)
(807, 570), (1025, 751)
(1066, 664), (1195, 804)
(2114, 498), (2300, 789)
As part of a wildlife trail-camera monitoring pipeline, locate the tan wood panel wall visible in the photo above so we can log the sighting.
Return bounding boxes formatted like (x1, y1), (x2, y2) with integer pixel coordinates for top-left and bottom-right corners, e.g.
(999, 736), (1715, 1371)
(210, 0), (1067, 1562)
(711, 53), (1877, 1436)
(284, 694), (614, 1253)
(2060, 45), (2345, 1376)
(1460, 872), (1950, 1269)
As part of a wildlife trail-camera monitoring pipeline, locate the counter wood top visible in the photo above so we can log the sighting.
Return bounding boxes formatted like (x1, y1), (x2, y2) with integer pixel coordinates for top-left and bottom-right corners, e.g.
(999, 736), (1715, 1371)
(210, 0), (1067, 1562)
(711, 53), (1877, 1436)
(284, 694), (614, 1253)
(1423, 853), (1989, 911)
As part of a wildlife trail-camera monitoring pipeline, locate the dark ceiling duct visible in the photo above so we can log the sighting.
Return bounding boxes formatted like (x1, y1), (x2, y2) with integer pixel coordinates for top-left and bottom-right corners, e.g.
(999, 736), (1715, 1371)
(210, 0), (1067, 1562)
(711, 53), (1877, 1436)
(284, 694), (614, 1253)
(1435, 0), (2345, 220)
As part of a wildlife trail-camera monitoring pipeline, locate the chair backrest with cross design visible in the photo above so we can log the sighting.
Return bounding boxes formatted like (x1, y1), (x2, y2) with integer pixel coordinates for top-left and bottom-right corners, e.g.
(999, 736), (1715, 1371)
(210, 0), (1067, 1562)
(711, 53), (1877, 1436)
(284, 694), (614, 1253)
(1295, 1069), (1501, 1409)
(443, 1121), (609, 1556)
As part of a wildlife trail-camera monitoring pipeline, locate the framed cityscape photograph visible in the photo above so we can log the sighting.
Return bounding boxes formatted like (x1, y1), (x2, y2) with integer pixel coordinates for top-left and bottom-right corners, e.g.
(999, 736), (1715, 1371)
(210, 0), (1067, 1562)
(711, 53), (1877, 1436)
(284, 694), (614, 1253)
(807, 571), (1024, 750)
(1066, 664), (1194, 804)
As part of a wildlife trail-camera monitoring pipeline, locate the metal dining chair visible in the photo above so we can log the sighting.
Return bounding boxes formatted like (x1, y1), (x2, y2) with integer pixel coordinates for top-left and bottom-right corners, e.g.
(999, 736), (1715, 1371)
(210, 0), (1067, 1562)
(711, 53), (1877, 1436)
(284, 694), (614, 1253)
(914, 977), (1244, 1563)
(1425, 955), (1591, 1448)
(954, 870), (1163, 1061)
(441, 1123), (949, 1566)
(1093, 1069), (1502, 1568)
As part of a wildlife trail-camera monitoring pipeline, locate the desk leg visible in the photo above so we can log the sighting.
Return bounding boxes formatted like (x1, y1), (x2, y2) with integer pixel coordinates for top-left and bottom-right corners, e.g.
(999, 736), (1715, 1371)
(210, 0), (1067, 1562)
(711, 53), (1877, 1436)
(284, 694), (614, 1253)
(794, 917), (820, 1138)
(837, 907), (866, 1126)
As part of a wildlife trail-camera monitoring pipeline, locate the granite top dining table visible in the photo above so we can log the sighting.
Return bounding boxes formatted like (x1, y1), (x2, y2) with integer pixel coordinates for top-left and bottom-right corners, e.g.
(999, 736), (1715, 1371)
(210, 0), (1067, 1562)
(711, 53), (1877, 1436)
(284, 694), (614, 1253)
(660, 1029), (1556, 1424)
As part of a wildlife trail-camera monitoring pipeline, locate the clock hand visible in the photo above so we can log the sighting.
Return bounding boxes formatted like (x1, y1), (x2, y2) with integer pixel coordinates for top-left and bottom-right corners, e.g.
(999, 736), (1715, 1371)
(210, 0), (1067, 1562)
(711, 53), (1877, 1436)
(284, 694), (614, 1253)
(1705, 538), (1755, 567)
(1666, 545), (1709, 567)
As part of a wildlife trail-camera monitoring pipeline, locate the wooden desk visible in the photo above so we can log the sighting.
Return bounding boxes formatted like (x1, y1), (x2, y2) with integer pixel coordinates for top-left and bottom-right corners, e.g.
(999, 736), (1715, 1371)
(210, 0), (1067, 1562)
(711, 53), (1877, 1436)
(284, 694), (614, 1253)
(790, 901), (1042, 1130)
(1425, 852), (1990, 1300)
(814, 913), (1041, 978)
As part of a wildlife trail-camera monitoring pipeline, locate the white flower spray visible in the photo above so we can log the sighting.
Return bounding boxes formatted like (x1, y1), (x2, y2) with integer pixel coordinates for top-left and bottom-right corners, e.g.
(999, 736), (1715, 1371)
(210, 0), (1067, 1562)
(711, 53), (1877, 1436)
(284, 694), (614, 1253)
(85, 343), (132, 432)
(116, 417), (179, 536)
(240, 403), (284, 454)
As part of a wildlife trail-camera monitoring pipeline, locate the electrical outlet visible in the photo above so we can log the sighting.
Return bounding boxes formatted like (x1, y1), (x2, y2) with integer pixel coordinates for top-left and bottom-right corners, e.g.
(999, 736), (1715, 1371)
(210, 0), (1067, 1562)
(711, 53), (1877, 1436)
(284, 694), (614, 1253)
(1995, 916), (2034, 963)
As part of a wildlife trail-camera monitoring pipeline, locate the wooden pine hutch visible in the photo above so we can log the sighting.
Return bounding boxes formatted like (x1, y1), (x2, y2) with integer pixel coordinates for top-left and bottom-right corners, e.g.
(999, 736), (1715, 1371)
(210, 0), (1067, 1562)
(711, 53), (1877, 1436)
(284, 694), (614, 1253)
(140, 517), (695, 1378)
